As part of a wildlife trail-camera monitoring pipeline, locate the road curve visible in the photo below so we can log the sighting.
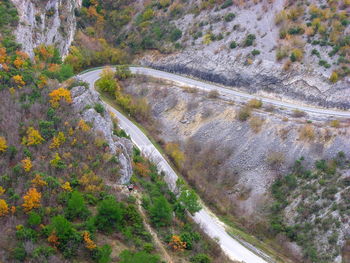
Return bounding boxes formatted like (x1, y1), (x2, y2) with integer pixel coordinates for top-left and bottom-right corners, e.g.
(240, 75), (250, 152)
(78, 69), (272, 263)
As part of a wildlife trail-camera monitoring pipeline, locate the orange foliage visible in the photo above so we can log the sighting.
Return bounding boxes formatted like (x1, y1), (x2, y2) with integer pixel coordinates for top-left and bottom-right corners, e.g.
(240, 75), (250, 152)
(169, 235), (186, 251)
(48, 231), (60, 247)
(11, 206), (16, 214)
(49, 88), (72, 108)
(83, 231), (97, 250)
(134, 162), (150, 177)
(0, 199), (9, 216)
(22, 188), (41, 212)
(78, 119), (91, 132)
(13, 57), (25, 69)
(0, 47), (7, 63)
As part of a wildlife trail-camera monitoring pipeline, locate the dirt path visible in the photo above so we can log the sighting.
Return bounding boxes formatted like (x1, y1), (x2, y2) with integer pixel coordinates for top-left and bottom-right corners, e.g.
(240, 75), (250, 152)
(134, 192), (174, 263)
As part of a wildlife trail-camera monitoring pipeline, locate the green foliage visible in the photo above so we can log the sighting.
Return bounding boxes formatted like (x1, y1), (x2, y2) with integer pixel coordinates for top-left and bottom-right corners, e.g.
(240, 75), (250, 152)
(65, 191), (90, 220)
(251, 49), (260, 56)
(92, 244), (112, 263)
(224, 13), (235, 22)
(28, 211), (42, 226)
(190, 253), (211, 263)
(149, 195), (172, 227)
(95, 197), (123, 233)
(243, 34), (256, 47)
(179, 189), (201, 214)
(39, 120), (56, 140)
(170, 28), (182, 42)
(96, 68), (118, 95)
(32, 246), (55, 261)
(13, 244), (26, 261)
(119, 250), (161, 263)
(221, 0), (233, 9)
(94, 103), (105, 115)
(115, 65), (132, 80)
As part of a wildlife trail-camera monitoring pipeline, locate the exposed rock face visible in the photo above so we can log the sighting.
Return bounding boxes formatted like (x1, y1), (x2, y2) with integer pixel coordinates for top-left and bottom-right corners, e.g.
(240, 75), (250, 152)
(71, 85), (133, 184)
(11, 0), (81, 58)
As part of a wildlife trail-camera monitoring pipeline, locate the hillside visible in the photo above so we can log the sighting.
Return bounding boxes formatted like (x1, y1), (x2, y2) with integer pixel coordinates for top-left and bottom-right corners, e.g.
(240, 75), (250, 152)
(2, 0), (350, 262)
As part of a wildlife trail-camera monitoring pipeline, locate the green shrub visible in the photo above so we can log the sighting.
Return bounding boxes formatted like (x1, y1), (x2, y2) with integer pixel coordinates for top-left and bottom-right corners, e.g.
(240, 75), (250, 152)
(93, 244), (112, 263)
(221, 0), (233, 9)
(28, 212), (41, 226)
(65, 191), (90, 220)
(115, 65), (132, 80)
(244, 34), (256, 47)
(190, 253), (211, 263)
(224, 13), (235, 22)
(119, 250), (160, 263)
(251, 49), (260, 56)
(13, 244), (26, 261)
(149, 196), (172, 227)
(237, 106), (251, 121)
(170, 28), (182, 42)
(94, 103), (105, 115)
(95, 197), (123, 233)
(229, 41), (237, 49)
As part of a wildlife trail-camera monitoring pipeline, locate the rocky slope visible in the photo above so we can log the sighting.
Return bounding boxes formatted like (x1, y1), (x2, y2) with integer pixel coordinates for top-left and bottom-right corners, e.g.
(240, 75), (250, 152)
(71, 84), (133, 184)
(11, 0), (81, 58)
(121, 76), (350, 262)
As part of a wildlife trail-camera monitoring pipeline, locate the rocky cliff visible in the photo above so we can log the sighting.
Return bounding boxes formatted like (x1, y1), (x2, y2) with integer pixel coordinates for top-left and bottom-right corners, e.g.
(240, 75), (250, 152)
(71, 84), (134, 184)
(11, 0), (81, 58)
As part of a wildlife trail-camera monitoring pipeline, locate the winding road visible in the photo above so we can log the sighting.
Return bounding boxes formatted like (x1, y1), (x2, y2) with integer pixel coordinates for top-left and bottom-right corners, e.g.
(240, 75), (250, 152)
(78, 68), (274, 263)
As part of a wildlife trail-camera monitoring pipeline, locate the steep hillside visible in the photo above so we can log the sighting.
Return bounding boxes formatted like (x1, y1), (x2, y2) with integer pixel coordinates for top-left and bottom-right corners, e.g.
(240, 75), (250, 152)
(116, 74), (350, 263)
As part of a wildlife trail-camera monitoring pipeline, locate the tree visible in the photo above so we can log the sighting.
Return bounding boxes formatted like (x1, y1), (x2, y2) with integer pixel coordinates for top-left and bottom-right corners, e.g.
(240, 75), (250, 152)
(65, 191), (89, 220)
(149, 196), (172, 227)
(95, 197), (123, 233)
(22, 127), (45, 146)
(0, 136), (8, 152)
(179, 189), (201, 214)
(0, 199), (9, 216)
(82, 231), (96, 250)
(21, 158), (32, 172)
(22, 188), (41, 212)
(49, 88), (72, 108)
(96, 67), (118, 95)
(165, 142), (185, 168)
(93, 244), (112, 263)
(169, 235), (187, 251)
(31, 174), (47, 188)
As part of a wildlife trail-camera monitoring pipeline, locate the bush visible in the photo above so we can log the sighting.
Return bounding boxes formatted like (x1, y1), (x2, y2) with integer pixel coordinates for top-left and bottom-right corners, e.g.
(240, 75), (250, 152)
(292, 109), (306, 118)
(28, 211), (41, 226)
(229, 41), (237, 49)
(65, 191), (90, 220)
(170, 28), (182, 42)
(329, 119), (340, 128)
(299, 124), (315, 141)
(119, 250), (160, 263)
(247, 98), (262, 108)
(251, 49), (260, 56)
(92, 244), (112, 263)
(237, 106), (251, 121)
(244, 34), (256, 47)
(115, 65), (132, 80)
(249, 116), (264, 133)
(95, 197), (123, 233)
(329, 71), (338, 83)
(221, 0), (233, 9)
(290, 48), (303, 62)
(13, 245), (26, 261)
(190, 253), (211, 263)
(94, 103), (105, 115)
(149, 196), (172, 227)
(224, 13), (235, 22)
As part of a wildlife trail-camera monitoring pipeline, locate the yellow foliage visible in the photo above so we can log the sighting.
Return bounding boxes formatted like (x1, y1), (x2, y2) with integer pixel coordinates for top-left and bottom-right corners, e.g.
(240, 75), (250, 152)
(22, 127), (45, 146)
(50, 153), (62, 167)
(165, 142), (185, 168)
(79, 171), (103, 193)
(169, 235), (186, 251)
(83, 231), (97, 250)
(0, 199), (9, 216)
(12, 75), (25, 87)
(61, 182), (73, 192)
(21, 158), (33, 172)
(78, 119), (91, 132)
(49, 132), (66, 149)
(38, 75), (48, 89)
(68, 127), (74, 136)
(329, 71), (338, 83)
(22, 188), (41, 212)
(11, 206), (16, 214)
(49, 87), (72, 108)
(31, 174), (48, 188)
(0, 136), (8, 152)
(0, 186), (5, 195)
